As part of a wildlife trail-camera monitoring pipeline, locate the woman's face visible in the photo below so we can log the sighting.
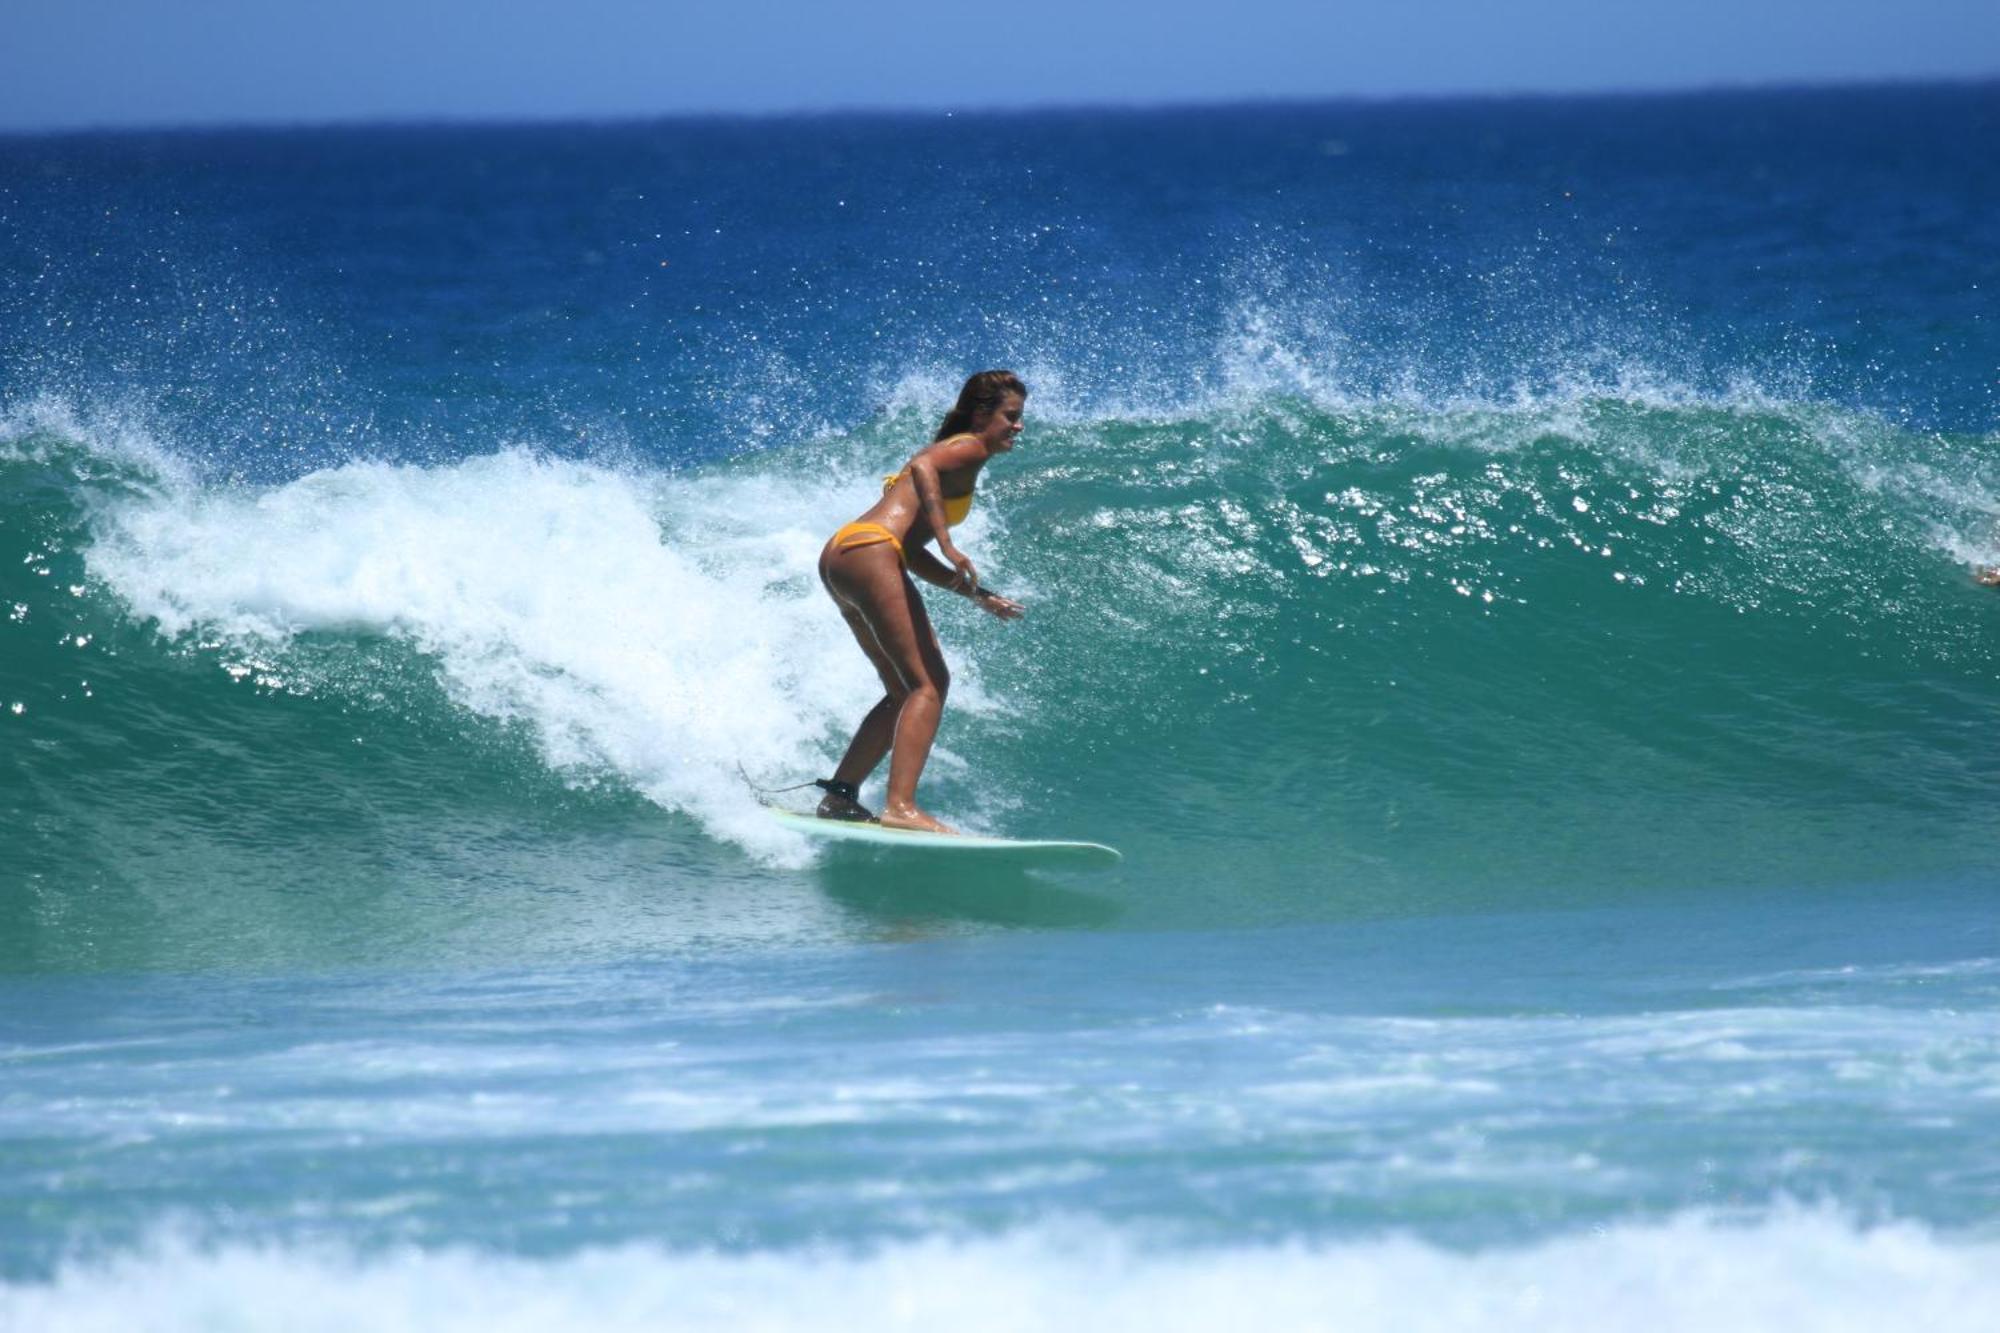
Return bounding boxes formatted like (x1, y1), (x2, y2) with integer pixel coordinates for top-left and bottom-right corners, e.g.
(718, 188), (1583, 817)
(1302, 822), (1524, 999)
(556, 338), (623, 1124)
(977, 393), (1026, 453)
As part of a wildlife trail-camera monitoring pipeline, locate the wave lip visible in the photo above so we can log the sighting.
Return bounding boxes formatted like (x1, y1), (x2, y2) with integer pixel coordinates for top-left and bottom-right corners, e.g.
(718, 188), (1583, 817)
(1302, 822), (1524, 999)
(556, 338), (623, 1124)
(4, 1209), (1995, 1333)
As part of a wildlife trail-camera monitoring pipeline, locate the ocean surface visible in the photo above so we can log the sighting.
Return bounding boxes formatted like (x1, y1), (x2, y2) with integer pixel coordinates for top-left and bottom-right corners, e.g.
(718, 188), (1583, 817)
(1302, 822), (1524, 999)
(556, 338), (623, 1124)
(3, 82), (1998, 1329)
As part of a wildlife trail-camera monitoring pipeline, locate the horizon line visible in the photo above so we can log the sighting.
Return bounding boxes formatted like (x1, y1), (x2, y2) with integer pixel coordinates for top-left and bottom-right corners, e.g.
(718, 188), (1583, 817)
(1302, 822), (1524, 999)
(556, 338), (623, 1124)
(4, 71), (1995, 141)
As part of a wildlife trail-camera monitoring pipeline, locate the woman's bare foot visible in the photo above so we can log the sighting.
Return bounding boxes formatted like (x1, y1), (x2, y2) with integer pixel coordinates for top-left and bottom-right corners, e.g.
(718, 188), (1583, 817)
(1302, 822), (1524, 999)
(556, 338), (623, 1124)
(879, 804), (958, 834)
(816, 791), (877, 823)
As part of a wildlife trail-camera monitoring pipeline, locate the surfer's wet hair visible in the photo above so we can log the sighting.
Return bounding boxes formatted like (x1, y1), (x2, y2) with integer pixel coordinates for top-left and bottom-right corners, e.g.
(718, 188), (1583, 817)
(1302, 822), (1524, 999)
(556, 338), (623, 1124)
(933, 370), (1028, 441)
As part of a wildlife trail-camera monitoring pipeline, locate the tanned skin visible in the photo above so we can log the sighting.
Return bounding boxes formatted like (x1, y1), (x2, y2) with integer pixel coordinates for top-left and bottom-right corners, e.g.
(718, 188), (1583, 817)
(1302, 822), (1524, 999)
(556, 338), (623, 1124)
(816, 392), (1027, 832)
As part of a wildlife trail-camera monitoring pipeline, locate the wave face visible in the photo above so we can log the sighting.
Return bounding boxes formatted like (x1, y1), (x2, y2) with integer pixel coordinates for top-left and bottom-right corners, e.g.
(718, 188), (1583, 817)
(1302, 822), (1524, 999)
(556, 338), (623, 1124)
(6, 378), (2000, 965)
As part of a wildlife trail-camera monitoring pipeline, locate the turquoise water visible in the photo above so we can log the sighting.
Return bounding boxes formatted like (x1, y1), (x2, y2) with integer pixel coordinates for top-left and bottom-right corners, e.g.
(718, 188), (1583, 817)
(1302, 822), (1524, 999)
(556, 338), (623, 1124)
(3, 84), (1999, 1328)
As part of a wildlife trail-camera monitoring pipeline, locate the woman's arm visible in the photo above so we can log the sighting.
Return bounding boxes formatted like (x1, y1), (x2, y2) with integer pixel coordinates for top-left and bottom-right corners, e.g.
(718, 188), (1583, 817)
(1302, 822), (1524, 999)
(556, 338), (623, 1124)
(907, 455), (976, 591)
(905, 544), (960, 589)
(908, 546), (1024, 620)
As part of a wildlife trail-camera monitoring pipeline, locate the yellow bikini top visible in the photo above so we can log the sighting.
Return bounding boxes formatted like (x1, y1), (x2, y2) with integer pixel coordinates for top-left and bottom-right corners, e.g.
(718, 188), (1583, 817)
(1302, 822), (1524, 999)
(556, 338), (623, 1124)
(883, 436), (977, 526)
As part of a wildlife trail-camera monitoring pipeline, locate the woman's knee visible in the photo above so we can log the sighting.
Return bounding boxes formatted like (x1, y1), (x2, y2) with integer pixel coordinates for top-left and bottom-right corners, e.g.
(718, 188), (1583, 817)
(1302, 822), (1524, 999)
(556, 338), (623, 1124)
(901, 663), (947, 704)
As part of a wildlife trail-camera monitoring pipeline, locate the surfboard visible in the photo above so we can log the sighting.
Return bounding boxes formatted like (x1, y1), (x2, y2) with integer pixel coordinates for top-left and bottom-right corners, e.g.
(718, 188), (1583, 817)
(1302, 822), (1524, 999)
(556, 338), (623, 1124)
(767, 808), (1121, 868)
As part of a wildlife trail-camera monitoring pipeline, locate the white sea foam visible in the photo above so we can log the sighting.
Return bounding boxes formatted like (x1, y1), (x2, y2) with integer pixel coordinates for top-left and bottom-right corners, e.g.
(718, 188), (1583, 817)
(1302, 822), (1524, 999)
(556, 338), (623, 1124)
(0, 393), (197, 486)
(4, 1210), (1995, 1333)
(83, 445), (1000, 861)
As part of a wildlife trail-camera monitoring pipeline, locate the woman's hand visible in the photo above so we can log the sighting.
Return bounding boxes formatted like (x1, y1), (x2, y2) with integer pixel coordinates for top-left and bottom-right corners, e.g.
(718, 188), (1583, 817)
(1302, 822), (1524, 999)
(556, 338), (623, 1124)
(972, 589), (1025, 621)
(940, 544), (978, 594)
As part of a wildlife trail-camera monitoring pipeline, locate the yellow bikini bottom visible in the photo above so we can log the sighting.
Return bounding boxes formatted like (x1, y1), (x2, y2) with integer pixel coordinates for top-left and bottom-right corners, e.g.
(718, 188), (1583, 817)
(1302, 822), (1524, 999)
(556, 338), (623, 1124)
(829, 521), (905, 564)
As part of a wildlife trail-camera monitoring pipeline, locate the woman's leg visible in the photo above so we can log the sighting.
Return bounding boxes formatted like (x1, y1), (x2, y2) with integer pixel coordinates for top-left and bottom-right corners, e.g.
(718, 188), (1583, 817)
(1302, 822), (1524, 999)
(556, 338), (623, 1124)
(818, 604), (899, 820)
(821, 546), (954, 832)
(876, 576), (952, 829)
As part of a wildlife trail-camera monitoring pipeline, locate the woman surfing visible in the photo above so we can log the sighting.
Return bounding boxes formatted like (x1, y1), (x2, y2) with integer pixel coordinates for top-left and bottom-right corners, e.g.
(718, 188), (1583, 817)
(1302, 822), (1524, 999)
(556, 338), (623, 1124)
(813, 370), (1028, 832)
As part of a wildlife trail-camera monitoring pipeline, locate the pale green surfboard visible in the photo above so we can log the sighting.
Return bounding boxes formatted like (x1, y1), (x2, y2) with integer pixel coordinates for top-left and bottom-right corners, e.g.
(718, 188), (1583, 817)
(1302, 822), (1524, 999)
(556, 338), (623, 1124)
(767, 808), (1121, 869)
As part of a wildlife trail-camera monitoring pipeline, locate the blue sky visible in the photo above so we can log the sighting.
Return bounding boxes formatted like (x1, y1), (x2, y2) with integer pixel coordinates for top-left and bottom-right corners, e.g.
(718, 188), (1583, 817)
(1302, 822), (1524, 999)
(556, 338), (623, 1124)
(3, 0), (1996, 131)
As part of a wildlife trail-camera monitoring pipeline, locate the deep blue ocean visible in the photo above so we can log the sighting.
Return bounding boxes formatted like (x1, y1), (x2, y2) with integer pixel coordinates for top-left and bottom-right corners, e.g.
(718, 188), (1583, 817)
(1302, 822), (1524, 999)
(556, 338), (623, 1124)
(3, 82), (1999, 1329)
